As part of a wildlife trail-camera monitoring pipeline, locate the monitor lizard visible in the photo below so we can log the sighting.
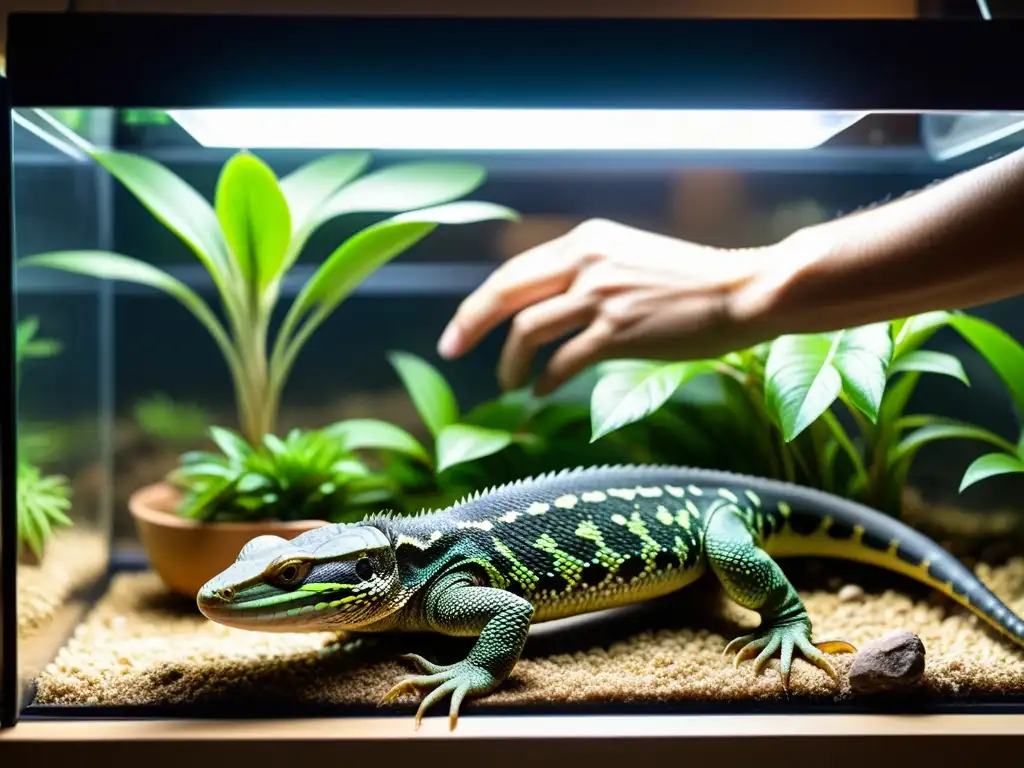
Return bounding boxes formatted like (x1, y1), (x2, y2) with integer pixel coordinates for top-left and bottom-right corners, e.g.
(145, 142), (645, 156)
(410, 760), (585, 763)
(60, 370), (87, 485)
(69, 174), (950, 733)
(197, 464), (1024, 729)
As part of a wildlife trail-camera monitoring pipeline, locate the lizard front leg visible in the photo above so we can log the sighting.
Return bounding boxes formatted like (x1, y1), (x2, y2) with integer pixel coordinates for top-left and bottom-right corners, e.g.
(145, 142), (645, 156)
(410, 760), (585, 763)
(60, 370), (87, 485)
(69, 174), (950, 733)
(379, 570), (534, 730)
(704, 504), (855, 687)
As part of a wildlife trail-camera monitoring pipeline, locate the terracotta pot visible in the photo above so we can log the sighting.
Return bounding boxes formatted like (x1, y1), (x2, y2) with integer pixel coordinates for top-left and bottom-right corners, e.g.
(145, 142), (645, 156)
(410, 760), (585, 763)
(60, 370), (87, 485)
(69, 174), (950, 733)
(128, 481), (328, 598)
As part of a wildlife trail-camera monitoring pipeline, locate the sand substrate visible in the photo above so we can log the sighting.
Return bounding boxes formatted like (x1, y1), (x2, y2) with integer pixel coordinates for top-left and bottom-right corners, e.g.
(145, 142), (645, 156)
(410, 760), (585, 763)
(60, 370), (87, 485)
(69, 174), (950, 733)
(30, 556), (1024, 715)
(18, 529), (108, 637)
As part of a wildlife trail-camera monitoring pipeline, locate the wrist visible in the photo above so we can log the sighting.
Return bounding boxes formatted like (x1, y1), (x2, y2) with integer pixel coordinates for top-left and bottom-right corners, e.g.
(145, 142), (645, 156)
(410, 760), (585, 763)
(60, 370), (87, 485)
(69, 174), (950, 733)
(724, 224), (834, 340)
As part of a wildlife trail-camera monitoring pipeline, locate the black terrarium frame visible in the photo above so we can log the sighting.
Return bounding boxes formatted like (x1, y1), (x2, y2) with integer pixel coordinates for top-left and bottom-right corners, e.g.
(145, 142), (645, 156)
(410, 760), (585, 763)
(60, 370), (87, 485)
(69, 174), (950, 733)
(5, 12), (1024, 730)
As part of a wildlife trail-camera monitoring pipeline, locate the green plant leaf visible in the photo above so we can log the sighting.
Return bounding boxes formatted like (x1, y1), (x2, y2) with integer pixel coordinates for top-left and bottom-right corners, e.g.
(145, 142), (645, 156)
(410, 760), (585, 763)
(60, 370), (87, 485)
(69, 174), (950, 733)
(892, 310), (953, 357)
(207, 426), (255, 462)
(90, 150), (230, 283)
(765, 324), (892, 442)
(296, 220), (436, 315)
(389, 201), (518, 225)
(959, 452), (1024, 491)
(18, 251), (237, 366)
(15, 316), (62, 363)
(279, 152), (372, 234)
(888, 350), (969, 386)
(323, 418), (431, 465)
(214, 151), (292, 296)
(274, 203), (516, 381)
(319, 162), (487, 219)
(435, 423), (514, 473)
(15, 316), (38, 353)
(890, 420), (1015, 468)
(292, 202), (515, 324)
(388, 351), (459, 437)
(590, 359), (715, 442)
(879, 369), (921, 426)
(948, 313), (1024, 415)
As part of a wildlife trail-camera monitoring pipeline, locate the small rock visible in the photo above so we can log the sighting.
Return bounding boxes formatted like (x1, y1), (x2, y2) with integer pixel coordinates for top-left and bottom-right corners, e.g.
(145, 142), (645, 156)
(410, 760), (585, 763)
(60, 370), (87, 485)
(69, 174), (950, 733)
(838, 584), (864, 603)
(849, 630), (926, 693)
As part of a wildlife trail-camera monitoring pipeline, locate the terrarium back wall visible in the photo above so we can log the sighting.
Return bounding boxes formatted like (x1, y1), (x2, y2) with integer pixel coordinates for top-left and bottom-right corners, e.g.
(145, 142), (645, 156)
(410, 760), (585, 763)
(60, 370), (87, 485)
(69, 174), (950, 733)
(105, 153), (1024, 543)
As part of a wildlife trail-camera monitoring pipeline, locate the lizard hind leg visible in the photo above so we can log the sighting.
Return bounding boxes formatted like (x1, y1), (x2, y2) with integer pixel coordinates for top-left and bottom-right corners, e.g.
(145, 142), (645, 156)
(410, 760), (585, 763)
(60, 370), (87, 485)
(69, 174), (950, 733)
(704, 504), (856, 688)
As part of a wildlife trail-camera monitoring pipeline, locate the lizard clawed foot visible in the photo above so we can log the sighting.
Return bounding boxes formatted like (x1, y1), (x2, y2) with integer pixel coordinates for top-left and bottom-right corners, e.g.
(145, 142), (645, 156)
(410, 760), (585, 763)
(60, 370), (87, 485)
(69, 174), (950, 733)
(724, 621), (856, 688)
(378, 654), (500, 731)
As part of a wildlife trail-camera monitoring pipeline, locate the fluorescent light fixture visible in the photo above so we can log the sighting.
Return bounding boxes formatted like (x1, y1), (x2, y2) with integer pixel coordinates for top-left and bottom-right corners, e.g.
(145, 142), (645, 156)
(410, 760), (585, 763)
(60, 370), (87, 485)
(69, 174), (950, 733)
(921, 112), (1024, 162)
(167, 108), (866, 151)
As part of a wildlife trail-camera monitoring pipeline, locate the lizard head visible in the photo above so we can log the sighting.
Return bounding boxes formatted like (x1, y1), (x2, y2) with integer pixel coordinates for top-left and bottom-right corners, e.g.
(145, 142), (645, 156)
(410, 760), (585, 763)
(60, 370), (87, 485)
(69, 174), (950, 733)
(196, 522), (403, 632)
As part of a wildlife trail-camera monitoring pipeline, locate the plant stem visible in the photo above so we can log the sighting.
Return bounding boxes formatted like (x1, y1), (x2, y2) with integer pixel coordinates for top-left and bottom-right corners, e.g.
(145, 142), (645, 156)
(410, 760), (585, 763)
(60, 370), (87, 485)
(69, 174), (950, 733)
(821, 410), (868, 486)
(713, 362), (782, 478)
(771, 425), (795, 482)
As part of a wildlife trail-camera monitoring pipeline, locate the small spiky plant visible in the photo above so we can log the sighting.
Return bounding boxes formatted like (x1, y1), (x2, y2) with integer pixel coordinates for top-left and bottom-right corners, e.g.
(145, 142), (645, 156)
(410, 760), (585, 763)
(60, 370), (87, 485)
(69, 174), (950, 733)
(15, 316), (73, 562)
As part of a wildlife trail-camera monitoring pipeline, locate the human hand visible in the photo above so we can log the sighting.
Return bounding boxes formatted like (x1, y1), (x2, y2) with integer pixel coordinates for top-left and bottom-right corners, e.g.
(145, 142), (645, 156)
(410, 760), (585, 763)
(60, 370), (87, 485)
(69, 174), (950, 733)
(437, 218), (785, 396)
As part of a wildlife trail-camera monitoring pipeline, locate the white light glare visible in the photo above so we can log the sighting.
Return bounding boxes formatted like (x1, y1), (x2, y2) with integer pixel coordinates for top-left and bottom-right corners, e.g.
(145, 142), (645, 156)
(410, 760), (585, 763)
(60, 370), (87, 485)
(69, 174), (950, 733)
(167, 108), (865, 151)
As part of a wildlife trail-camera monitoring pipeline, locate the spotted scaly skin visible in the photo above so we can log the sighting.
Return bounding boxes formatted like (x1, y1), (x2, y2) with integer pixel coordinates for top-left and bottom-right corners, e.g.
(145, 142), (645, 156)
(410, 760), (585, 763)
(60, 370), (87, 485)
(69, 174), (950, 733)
(197, 464), (1024, 730)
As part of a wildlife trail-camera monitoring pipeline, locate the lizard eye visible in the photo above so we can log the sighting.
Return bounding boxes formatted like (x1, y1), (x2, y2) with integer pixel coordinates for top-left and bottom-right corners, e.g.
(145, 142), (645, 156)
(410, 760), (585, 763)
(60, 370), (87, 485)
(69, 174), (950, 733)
(270, 560), (309, 587)
(355, 557), (374, 581)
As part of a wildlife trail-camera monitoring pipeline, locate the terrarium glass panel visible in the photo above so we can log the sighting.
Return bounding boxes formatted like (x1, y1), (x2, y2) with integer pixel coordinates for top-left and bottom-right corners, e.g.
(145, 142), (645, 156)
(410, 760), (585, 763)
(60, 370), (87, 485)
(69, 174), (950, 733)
(11, 107), (115, 715)
(9, 101), (1024, 726)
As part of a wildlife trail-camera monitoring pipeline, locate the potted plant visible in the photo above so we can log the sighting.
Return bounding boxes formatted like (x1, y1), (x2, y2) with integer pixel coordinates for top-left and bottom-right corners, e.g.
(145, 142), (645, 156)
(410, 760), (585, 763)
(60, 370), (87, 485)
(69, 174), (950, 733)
(15, 317), (74, 565)
(585, 308), (1024, 520)
(20, 147), (516, 596)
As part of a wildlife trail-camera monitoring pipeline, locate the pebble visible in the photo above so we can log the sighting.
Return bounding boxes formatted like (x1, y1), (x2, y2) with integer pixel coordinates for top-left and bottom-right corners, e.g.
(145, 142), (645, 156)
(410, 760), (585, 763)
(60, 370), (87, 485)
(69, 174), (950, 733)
(849, 630), (927, 693)
(838, 584), (865, 602)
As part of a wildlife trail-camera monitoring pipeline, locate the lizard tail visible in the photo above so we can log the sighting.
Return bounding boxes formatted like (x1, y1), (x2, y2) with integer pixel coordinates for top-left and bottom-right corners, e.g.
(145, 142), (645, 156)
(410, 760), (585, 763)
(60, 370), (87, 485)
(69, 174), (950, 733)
(740, 476), (1024, 649)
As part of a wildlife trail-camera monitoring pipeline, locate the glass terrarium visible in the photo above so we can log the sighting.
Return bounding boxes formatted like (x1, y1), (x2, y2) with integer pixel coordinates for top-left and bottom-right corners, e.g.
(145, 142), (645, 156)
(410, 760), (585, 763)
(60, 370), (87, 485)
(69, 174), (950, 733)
(3, 12), (1024, 751)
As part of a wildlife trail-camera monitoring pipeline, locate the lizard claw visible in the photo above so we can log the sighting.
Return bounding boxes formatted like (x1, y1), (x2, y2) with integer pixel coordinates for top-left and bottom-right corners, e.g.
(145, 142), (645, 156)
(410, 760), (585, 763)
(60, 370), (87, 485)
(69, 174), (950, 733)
(399, 652), (453, 675)
(379, 657), (500, 730)
(724, 621), (855, 687)
(377, 654), (453, 707)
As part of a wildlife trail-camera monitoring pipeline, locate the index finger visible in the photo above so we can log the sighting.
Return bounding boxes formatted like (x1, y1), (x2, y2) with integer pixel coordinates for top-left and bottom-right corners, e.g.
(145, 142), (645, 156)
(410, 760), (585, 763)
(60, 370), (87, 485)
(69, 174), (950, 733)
(437, 233), (580, 358)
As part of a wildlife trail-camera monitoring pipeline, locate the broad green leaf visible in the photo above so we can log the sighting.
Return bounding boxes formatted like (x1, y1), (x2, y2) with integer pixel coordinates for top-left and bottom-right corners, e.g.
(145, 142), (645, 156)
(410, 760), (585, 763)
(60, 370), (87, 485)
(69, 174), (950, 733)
(333, 459), (372, 478)
(390, 201), (518, 225)
(948, 313), (1024, 415)
(435, 423), (514, 473)
(323, 418), (431, 465)
(765, 335), (840, 441)
(590, 359), (715, 442)
(318, 161), (487, 219)
(892, 310), (952, 357)
(294, 220), (434, 317)
(91, 150), (230, 282)
(214, 151), (292, 295)
(959, 452), (1024, 491)
(388, 351), (459, 437)
(279, 152), (372, 233)
(18, 251), (233, 358)
(462, 398), (534, 433)
(765, 324), (892, 442)
(888, 350), (969, 386)
(287, 203), (515, 329)
(890, 420), (1015, 468)
(279, 152), (373, 271)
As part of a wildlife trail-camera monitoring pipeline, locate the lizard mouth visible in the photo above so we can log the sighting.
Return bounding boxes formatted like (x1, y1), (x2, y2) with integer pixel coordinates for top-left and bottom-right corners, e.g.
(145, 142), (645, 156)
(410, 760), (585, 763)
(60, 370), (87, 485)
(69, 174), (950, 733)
(196, 586), (350, 630)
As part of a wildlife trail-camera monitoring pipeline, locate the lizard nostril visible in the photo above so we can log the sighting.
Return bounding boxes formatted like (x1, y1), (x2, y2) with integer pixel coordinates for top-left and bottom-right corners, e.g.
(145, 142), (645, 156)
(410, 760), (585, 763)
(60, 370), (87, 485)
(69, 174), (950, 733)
(219, 587), (234, 601)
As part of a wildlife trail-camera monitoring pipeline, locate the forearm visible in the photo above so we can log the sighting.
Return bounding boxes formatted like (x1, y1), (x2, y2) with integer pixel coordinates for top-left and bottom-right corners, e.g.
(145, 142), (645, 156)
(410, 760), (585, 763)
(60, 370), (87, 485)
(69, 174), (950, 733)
(733, 146), (1024, 336)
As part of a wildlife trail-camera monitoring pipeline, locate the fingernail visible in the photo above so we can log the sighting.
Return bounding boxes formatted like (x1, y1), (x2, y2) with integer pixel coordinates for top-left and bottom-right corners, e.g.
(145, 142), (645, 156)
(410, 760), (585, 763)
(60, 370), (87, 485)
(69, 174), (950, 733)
(437, 324), (462, 358)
